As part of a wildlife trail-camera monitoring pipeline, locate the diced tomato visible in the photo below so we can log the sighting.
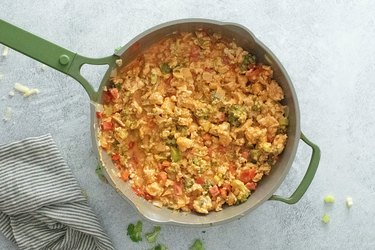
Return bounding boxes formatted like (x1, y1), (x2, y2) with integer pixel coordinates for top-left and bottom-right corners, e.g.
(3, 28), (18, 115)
(202, 133), (211, 141)
(128, 141), (135, 150)
(158, 171), (168, 184)
(218, 112), (226, 122)
(220, 188), (228, 198)
(165, 75), (173, 85)
(144, 193), (153, 200)
(222, 56), (230, 65)
(109, 88), (119, 99)
(120, 170), (129, 181)
(195, 177), (205, 185)
(209, 185), (220, 198)
(190, 45), (200, 61)
(249, 169), (257, 179)
(173, 182), (183, 196)
(184, 149), (194, 159)
(203, 155), (210, 161)
(246, 182), (257, 191)
(130, 155), (138, 165)
(133, 186), (144, 196)
(213, 112), (226, 123)
(111, 153), (120, 161)
(148, 121), (156, 129)
(222, 183), (231, 191)
(191, 45), (200, 56)
(241, 150), (249, 159)
(246, 65), (264, 81)
(228, 164), (236, 175)
(217, 145), (226, 154)
(96, 111), (103, 119)
(208, 147), (213, 157)
(114, 162), (122, 170)
(188, 201), (194, 210)
(161, 161), (171, 169)
(101, 121), (113, 131)
(165, 85), (176, 96)
(267, 133), (275, 143)
(239, 169), (257, 184)
(102, 91), (112, 104)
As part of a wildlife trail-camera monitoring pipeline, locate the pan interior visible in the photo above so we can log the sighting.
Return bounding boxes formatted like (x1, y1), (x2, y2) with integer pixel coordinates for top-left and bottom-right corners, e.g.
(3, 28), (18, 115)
(91, 19), (300, 226)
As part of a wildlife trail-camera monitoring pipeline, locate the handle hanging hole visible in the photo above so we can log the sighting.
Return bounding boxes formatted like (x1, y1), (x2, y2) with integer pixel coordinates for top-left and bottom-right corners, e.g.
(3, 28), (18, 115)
(80, 64), (110, 93)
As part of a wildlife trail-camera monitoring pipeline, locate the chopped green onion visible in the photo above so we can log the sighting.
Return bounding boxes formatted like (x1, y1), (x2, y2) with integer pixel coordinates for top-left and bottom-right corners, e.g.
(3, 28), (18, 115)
(250, 149), (260, 162)
(210, 91), (221, 102)
(116, 84), (122, 91)
(2, 46), (9, 57)
(171, 147), (181, 162)
(240, 54), (255, 71)
(279, 117), (289, 126)
(160, 63), (172, 74)
(324, 195), (335, 203)
(145, 226), (161, 243)
(346, 197), (353, 208)
(202, 182), (211, 191)
(95, 164), (107, 183)
(165, 137), (177, 146)
(322, 214), (330, 224)
(150, 74), (158, 84)
(192, 157), (200, 165)
(184, 177), (194, 188)
(227, 104), (247, 127)
(194, 108), (210, 120)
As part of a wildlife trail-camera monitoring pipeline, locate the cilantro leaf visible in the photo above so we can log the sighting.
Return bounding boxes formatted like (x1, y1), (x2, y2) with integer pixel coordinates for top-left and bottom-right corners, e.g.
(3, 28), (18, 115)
(145, 226), (161, 243)
(190, 239), (205, 250)
(127, 221), (143, 242)
(152, 244), (168, 250)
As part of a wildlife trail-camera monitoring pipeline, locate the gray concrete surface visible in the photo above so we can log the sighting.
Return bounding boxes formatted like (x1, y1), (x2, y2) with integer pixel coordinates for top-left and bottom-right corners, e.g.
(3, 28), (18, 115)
(1, 1), (375, 249)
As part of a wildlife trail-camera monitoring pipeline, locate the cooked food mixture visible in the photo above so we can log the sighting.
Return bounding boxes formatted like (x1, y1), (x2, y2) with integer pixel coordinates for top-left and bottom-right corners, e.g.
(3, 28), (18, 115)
(98, 31), (288, 213)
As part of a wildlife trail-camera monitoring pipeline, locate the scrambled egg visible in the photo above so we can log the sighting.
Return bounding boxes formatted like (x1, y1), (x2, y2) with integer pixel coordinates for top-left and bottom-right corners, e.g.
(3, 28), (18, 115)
(98, 30), (288, 214)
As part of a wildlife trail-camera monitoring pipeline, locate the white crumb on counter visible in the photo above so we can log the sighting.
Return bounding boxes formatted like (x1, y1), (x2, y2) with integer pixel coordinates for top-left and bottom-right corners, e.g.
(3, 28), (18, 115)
(8, 91), (15, 97)
(14, 82), (40, 97)
(2, 46), (9, 57)
(0, 74), (3, 81)
(3, 107), (12, 122)
(14, 83), (30, 93)
(24, 89), (40, 97)
(40, 63), (48, 71)
(346, 197), (353, 208)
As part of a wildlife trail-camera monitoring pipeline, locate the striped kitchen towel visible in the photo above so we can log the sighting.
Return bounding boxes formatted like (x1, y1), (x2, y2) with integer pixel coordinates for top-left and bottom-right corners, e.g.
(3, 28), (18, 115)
(0, 134), (114, 250)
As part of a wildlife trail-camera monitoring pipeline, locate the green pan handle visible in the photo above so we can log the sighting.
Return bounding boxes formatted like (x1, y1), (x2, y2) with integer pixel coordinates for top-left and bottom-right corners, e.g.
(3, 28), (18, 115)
(0, 19), (117, 102)
(269, 133), (321, 204)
